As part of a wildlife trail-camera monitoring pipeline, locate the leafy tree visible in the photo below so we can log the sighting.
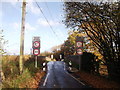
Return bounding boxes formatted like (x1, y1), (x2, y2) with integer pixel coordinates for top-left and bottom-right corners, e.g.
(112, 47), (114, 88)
(61, 30), (98, 56)
(0, 30), (8, 55)
(0, 29), (8, 81)
(40, 51), (51, 57)
(64, 1), (120, 80)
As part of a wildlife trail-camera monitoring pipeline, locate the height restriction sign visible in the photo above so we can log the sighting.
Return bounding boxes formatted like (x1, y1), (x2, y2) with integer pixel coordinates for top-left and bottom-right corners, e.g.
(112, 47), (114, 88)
(77, 49), (83, 55)
(33, 49), (40, 56)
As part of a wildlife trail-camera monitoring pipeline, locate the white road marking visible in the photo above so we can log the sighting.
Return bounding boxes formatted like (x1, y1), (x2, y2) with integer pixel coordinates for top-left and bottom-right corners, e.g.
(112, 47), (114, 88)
(48, 66), (49, 71)
(66, 72), (85, 86)
(64, 62), (66, 71)
(43, 73), (49, 86)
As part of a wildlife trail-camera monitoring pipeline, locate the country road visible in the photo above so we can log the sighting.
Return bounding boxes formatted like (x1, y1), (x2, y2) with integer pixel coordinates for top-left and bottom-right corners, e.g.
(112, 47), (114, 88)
(39, 61), (91, 88)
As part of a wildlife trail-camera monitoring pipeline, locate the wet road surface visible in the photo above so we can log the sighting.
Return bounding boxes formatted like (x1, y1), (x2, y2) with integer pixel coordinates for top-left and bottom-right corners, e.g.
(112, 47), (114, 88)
(39, 61), (90, 88)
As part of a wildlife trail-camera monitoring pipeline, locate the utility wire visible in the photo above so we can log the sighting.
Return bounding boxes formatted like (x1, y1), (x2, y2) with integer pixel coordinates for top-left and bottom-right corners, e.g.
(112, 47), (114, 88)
(44, 1), (66, 39)
(35, 1), (62, 43)
(44, 1), (54, 21)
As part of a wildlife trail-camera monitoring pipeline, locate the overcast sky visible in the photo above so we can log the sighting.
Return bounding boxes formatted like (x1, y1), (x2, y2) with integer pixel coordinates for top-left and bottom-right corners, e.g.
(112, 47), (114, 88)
(1, 0), (69, 55)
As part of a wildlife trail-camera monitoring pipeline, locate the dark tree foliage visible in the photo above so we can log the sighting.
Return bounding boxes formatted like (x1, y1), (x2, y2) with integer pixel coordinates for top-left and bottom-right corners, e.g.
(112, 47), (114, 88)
(81, 52), (95, 73)
(64, 1), (120, 80)
(65, 52), (96, 73)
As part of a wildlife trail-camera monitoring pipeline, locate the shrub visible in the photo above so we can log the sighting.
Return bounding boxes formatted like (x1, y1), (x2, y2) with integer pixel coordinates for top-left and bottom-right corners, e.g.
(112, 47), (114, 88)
(2, 69), (32, 88)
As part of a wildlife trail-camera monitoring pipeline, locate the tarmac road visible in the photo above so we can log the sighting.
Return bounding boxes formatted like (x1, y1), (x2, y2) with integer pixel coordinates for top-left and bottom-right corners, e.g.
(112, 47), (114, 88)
(39, 61), (91, 88)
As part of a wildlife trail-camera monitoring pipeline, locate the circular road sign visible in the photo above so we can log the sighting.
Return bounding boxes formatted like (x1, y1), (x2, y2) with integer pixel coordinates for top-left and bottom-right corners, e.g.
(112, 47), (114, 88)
(76, 41), (82, 47)
(33, 41), (40, 48)
(77, 49), (83, 55)
(33, 49), (40, 55)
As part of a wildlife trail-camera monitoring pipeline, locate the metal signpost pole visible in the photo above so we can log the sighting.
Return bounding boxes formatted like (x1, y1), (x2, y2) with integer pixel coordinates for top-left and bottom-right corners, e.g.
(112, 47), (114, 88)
(35, 56), (37, 68)
(79, 55), (82, 71)
(79, 55), (80, 70)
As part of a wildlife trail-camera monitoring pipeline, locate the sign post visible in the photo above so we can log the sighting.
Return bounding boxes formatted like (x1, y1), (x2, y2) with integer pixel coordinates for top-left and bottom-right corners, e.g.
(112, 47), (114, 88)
(35, 56), (37, 68)
(76, 36), (84, 71)
(32, 37), (40, 68)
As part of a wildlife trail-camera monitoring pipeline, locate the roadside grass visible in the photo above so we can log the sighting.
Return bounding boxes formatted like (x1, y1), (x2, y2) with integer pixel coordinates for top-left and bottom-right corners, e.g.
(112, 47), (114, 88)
(1, 55), (46, 88)
(2, 69), (31, 88)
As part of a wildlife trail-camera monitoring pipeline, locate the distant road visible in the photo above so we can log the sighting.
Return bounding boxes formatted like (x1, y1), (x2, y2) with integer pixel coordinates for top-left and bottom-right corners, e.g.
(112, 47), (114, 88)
(39, 61), (91, 88)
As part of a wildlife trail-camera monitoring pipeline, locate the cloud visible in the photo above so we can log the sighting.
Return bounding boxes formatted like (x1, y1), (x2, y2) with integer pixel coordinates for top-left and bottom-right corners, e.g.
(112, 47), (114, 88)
(10, 0), (18, 6)
(0, 6), (2, 26)
(9, 0), (41, 15)
(37, 18), (61, 27)
(12, 22), (20, 30)
(55, 29), (67, 40)
(25, 23), (36, 31)
(27, 1), (41, 15)
(11, 22), (36, 31)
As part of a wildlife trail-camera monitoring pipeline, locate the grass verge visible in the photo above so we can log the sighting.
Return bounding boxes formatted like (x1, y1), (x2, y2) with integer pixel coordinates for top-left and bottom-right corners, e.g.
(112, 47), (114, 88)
(1, 55), (46, 88)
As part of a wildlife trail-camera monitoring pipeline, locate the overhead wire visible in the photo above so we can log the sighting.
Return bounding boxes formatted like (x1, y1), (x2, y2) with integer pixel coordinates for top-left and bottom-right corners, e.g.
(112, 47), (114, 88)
(44, 0), (54, 21)
(44, 1), (67, 40)
(34, 1), (62, 43)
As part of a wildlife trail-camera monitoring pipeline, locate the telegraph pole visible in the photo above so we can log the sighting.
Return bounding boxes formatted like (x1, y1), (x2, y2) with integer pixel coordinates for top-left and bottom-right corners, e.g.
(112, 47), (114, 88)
(19, 0), (26, 74)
